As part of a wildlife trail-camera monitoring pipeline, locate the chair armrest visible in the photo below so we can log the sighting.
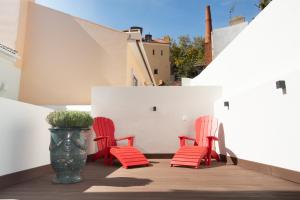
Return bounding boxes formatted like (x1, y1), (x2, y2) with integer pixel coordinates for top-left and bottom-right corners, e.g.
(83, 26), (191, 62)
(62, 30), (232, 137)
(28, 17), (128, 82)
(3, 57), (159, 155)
(178, 135), (196, 147)
(206, 136), (218, 141)
(179, 136), (196, 141)
(115, 136), (135, 146)
(94, 136), (108, 142)
(115, 136), (135, 141)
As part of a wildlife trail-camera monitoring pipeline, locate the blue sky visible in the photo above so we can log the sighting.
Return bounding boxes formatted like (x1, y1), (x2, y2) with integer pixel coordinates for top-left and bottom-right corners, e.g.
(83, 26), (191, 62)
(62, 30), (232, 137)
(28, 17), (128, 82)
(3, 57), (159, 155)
(36, 0), (260, 40)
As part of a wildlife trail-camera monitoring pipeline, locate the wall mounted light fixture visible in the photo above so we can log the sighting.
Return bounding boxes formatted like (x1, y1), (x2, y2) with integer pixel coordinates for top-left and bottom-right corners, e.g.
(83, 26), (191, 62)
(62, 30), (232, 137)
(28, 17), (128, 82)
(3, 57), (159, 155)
(224, 101), (229, 110)
(276, 80), (286, 95)
(152, 106), (157, 111)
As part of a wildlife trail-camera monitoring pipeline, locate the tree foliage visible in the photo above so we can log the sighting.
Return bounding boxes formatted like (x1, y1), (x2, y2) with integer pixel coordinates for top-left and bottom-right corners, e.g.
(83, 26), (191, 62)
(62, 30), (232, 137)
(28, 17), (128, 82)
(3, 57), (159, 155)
(170, 35), (205, 79)
(258, 0), (272, 10)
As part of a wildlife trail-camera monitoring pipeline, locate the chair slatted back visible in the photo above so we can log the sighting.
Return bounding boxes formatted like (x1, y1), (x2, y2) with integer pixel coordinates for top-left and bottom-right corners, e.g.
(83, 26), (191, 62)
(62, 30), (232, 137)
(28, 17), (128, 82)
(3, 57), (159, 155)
(195, 116), (218, 147)
(93, 117), (117, 151)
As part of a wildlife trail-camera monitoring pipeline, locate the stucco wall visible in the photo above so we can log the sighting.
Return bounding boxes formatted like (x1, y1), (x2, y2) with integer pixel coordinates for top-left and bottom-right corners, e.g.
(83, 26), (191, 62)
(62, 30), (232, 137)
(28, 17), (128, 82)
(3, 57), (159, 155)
(0, 0), (21, 49)
(215, 71), (300, 172)
(191, 0), (300, 96)
(0, 0), (33, 68)
(127, 41), (153, 86)
(0, 98), (52, 176)
(143, 43), (170, 84)
(0, 53), (20, 100)
(91, 86), (222, 154)
(19, 3), (129, 105)
(212, 22), (248, 59)
(191, 0), (300, 172)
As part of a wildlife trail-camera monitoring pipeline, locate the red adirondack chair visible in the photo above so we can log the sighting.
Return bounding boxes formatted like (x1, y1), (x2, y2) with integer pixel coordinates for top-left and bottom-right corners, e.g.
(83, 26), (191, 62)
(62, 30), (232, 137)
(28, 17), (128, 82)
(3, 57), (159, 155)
(170, 116), (220, 168)
(92, 117), (149, 168)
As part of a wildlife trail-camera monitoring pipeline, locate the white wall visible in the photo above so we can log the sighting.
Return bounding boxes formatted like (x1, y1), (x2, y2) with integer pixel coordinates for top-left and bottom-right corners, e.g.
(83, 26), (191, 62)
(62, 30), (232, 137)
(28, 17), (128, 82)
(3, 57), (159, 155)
(191, 0), (300, 97)
(0, 98), (52, 176)
(91, 86), (222, 154)
(212, 22), (248, 59)
(215, 71), (300, 172)
(44, 105), (91, 112)
(181, 78), (192, 86)
(0, 53), (20, 100)
(190, 0), (300, 172)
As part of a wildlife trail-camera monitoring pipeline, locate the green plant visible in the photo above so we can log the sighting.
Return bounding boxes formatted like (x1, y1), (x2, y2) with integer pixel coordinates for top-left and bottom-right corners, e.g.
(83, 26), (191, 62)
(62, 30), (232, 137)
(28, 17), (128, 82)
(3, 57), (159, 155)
(47, 111), (93, 129)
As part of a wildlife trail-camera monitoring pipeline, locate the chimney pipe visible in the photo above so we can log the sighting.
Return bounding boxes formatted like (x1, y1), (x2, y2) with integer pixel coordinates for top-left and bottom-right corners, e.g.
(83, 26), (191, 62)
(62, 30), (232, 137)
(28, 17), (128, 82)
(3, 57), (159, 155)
(145, 34), (152, 42)
(204, 5), (213, 65)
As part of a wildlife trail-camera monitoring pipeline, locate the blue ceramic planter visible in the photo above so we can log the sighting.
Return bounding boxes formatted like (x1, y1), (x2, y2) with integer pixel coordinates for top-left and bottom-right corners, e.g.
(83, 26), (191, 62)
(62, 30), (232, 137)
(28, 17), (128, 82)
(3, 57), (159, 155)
(49, 128), (88, 184)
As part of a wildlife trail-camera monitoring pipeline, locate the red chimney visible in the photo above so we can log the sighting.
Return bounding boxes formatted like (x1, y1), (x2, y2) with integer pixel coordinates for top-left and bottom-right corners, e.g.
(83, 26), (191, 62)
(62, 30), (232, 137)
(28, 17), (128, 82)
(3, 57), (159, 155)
(204, 5), (212, 66)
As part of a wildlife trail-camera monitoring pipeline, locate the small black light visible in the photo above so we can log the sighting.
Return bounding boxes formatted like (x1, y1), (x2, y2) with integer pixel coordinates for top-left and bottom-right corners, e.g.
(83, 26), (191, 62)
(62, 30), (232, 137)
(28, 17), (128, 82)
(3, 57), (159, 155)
(152, 106), (157, 111)
(276, 80), (287, 94)
(224, 101), (229, 110)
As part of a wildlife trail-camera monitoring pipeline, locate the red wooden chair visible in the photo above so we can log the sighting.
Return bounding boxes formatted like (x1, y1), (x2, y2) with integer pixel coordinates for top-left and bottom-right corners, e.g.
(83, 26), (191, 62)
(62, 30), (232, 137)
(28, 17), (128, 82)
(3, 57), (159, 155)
(92, 117), (149, 168)
(170, 116), (220, 168)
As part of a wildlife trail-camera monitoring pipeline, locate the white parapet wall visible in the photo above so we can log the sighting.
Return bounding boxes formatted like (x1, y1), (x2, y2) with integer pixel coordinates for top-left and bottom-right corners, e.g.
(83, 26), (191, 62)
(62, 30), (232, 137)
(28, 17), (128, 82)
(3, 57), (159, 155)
(0, 98), (53, 176)
(215, 70), (300, 172)
(91, 86), (222, 154)
(190, 0), (300, 172)
(0, 53), (20, 100)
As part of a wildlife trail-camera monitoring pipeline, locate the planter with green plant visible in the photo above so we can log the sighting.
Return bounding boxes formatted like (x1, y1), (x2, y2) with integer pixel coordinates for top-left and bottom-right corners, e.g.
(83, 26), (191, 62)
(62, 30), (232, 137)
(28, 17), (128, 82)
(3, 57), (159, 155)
(47, 111), (93, 184)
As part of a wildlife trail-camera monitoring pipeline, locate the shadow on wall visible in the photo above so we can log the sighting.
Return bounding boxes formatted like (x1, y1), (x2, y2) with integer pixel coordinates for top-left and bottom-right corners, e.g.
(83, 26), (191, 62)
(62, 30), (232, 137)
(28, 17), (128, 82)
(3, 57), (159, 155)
(218, 123), (238, 165)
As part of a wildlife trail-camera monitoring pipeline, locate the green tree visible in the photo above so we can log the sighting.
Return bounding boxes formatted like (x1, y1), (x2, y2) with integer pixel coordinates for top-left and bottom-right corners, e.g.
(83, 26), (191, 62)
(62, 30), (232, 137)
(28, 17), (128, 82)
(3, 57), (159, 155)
(258, 0), (272, 10)
(170, 35), (205, 79)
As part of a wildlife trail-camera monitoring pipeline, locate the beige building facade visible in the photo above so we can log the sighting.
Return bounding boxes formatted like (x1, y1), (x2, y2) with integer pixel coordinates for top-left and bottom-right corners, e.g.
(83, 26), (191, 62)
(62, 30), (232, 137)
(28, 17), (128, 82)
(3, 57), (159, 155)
(143, 37), (171, 85)
(0, 0), (33, 68)
(0, 0), (32, 100)
(1, 1), (156, 105)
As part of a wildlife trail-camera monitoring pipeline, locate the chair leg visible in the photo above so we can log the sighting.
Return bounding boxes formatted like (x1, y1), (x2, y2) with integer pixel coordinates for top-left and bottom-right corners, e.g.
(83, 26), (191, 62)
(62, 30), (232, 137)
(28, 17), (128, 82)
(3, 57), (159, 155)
(104, 149), (109, 165)
(211, 150), (220, 162)
(207, 150), (212, 166)
(204, 156), (208, 166)
(93, 151), (101, 162)
(109, 154), (114, 166)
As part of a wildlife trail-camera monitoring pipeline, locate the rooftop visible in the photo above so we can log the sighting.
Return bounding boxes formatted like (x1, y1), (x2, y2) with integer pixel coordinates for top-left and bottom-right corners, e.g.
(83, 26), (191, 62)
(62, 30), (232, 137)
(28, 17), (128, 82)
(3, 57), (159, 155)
(144, 38), (170, 45)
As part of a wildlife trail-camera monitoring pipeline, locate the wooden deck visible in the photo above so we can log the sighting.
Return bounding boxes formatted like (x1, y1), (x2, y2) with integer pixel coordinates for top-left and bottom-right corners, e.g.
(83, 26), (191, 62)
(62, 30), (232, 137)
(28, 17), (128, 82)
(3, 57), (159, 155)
(0, 159), (300, 200)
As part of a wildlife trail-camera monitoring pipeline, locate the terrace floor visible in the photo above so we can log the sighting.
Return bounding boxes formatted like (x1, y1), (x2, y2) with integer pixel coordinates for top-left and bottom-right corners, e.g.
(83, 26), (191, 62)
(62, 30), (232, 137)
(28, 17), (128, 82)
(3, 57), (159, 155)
(0, 159), (300, 200)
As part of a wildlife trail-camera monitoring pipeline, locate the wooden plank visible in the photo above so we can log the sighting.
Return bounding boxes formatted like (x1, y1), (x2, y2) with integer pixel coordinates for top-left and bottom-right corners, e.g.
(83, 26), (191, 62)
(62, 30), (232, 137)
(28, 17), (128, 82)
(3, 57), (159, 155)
(0, 160), (300, 200)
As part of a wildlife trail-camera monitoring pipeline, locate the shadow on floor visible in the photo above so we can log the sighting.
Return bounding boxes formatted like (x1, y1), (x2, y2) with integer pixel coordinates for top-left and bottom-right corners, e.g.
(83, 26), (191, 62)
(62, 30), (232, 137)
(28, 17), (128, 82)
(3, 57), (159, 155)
(0, 160), (153, 196)
(90, 177), (152, 187)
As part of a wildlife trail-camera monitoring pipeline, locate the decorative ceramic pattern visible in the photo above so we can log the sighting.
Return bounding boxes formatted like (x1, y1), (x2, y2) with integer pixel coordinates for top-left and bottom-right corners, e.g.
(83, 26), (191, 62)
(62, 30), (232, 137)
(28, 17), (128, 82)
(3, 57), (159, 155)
(49, 128), (88, 184)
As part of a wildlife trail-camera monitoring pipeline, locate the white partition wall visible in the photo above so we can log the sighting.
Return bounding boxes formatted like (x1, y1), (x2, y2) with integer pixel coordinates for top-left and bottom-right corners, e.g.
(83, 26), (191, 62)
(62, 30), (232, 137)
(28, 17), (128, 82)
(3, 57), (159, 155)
(190, 0), (300, 172)
(0, 98), (52, 176)
(0, 53), (20, 100)
(215, 71), (300, 172)
(91, 86), (222, 154)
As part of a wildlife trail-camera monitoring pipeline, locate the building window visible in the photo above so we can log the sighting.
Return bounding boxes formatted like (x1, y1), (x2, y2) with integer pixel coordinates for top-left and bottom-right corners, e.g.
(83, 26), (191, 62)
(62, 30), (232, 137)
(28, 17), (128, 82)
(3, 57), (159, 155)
(154, 69), (159, 75)
(132, 74), (138, 86)
(161, 50), (163, 56)
(152, 49), (155, 55)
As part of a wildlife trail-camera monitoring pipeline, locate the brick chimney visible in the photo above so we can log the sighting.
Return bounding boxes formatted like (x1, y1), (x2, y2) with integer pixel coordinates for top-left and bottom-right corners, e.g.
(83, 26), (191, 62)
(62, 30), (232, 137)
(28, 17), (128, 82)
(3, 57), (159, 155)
(204, 5), (212, 66)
